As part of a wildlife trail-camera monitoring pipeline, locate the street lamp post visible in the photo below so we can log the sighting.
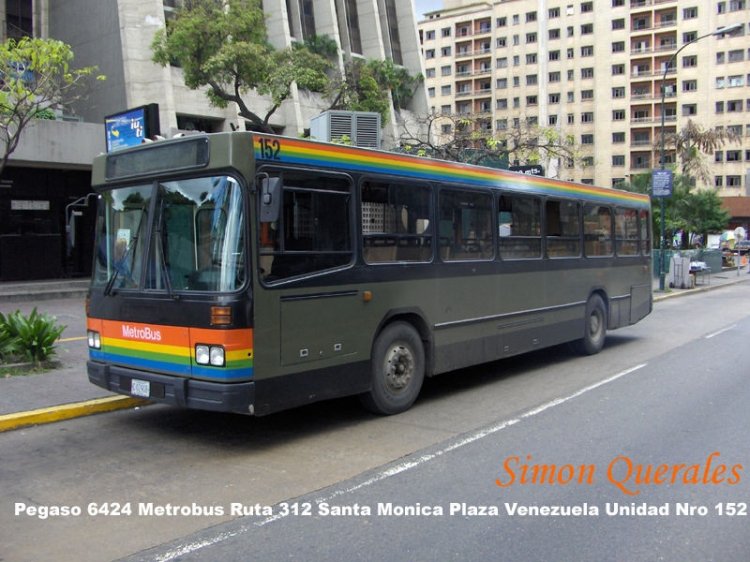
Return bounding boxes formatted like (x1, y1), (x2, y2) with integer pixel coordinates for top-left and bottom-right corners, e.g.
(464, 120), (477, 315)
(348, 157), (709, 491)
(656, 23), (743, 292)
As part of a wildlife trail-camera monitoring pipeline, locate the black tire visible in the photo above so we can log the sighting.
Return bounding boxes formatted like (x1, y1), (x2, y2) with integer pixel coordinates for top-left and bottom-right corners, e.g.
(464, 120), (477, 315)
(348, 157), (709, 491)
(360, 322), (425, 415)
(574, 294), (607, 355)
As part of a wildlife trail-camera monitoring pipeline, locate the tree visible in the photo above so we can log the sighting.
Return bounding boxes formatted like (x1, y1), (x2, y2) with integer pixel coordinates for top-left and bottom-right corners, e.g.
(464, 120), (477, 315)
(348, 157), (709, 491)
(620, 173), (729, 249)
(151, 0), (331, 132)
(327, 58), (422, 126)
(0, 37), (102, 175)
(662, 119), (741, 186)
(397, 112), (583, 173)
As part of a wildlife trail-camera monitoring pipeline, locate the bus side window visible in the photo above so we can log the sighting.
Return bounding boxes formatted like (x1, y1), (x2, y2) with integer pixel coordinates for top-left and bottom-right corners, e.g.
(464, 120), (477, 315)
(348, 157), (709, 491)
(545, 199), (581, 258)
(639, 209), (651, 255)
(615, 207), (639, 256)
(583, 205), (613, 257)
(259, 170), (353, 282)
(498, 194), (542, 259)
(438, 188), (494, 261)
(361, 180), (432, 264)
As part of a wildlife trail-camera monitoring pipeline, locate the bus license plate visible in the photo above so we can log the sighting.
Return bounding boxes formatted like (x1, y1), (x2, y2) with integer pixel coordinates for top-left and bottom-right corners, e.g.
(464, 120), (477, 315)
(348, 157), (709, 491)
(131, 379), (150, 398)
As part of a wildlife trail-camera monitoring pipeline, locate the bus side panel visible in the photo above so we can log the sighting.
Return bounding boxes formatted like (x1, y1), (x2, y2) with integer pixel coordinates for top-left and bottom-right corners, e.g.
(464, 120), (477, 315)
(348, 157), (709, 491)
(630, 282), (652, 325)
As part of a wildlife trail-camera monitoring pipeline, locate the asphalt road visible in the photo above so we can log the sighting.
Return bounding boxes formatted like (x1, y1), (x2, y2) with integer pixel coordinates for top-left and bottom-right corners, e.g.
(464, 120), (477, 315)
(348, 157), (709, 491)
(3, 282), (750, 562)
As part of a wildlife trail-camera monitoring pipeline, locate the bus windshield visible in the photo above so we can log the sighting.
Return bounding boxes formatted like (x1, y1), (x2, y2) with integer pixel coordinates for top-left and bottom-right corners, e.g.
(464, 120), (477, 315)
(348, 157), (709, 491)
(92, 175), (246, 293)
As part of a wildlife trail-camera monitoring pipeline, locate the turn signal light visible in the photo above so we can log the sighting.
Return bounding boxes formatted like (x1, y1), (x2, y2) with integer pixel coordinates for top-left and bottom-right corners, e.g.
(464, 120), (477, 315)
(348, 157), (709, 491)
(210, 306), (232, 326)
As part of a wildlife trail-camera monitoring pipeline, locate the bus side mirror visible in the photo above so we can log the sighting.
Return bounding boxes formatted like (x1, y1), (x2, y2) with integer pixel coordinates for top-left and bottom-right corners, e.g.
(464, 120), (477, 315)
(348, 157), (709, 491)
(260, 176), (282, 223)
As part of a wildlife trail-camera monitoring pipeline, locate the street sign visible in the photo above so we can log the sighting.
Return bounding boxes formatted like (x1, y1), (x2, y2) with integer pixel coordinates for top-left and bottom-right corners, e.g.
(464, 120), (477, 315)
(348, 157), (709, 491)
(509, 164), (545, 176)
(651, 169), (673, 197)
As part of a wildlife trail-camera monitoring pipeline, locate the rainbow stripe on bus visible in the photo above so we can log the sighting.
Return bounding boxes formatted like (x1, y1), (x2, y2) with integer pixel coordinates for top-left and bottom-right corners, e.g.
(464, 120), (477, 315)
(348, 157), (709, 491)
(86, 319), (254, 381)
(253, 136), (650, 208)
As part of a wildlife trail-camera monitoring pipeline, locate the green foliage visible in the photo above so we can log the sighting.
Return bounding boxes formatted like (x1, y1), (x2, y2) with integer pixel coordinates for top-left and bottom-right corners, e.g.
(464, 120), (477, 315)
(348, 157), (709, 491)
(303, 34), (339, 59)
(0, 309), (66, 366)
(151, 0), (331, 132)
(0, 37), (103, 174)
(329, 58), (422, 125)
(620, 173), (730, 249)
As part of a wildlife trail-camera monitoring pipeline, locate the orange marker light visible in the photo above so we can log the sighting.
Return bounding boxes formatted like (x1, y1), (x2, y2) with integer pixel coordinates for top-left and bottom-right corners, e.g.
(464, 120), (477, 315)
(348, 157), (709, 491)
(210, 306), (232, 326)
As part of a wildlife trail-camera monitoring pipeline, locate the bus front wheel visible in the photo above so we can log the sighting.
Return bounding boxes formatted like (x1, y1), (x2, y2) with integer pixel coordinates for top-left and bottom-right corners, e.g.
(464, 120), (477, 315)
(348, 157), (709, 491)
(575, 294), (607, 355)
(361, 322), (425, 415)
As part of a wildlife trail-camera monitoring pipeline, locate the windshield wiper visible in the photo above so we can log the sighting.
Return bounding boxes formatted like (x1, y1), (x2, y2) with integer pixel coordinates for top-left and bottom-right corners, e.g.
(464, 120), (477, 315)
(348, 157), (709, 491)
(103, 235), (138, 296)
(155, 199), (178, 300)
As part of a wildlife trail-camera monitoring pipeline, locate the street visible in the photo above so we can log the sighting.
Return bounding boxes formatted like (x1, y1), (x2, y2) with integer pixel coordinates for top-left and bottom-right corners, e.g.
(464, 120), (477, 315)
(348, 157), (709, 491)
(2, 282), (750, 561)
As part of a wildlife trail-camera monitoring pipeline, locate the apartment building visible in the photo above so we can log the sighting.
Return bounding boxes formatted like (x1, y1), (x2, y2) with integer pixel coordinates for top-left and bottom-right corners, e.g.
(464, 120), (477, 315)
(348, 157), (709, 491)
(418, 0), (750, 196)
(0, 0), (427, 281)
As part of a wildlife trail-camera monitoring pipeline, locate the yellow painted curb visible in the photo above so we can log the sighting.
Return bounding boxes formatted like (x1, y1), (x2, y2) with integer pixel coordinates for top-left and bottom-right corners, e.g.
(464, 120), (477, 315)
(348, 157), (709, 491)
(0, 396), (149, 433)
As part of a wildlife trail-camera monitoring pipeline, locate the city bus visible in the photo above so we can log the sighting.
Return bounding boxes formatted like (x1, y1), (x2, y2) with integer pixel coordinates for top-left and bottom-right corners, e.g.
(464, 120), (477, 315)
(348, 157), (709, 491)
(86, 132), (652, 416)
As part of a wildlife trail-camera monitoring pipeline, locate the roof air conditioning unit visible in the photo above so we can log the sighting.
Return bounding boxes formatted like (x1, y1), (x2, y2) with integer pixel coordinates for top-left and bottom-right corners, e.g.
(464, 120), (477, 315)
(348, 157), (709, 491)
(310, 110), (381, 148)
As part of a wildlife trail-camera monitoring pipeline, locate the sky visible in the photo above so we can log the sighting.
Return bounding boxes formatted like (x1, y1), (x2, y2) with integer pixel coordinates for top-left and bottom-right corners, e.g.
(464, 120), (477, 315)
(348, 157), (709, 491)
(414, 0), (443, 19)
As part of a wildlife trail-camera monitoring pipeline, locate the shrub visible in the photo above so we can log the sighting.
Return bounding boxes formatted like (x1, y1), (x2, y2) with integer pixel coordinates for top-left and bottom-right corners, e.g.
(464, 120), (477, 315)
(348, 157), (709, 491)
(0, 308), (66, 365)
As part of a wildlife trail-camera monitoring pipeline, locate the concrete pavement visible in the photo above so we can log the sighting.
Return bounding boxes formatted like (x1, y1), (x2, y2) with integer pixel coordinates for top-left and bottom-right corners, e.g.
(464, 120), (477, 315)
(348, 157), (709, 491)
(1, 271), (748, 432)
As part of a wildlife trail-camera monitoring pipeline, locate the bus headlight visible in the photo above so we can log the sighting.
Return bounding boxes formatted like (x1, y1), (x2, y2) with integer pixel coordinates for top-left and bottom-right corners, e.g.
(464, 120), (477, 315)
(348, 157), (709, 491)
(87, 330), (101, 349)
(195, 344), (225, 367)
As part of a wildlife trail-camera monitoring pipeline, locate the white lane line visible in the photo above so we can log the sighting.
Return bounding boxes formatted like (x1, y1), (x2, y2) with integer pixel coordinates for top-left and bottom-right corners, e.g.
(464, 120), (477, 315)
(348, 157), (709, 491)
(705, 325), (737, 339)
(155, 362), (647, 562)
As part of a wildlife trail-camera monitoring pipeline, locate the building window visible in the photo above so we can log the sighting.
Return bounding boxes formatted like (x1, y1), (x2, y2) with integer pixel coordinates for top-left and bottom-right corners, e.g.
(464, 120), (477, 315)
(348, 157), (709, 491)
(549, 93), (561, 104)
(612, 109), (625, 120)
(441, 27), (451, 37)
(549, 50), (560, 61)
(581, 23), (593, 34)
(727, 176), (742, 187)
(527, 95), (538, 106)
(715, 176), (723, 188)
(612, 42), (624, 53)
(612, 87), (626, 98)
(549, 28), (560, 40)
(682, 80), (697, 92)
(425, 30), (435, 41)
(612, 155), (625, 166)
(581, 2), (593, 13)
(549, 7), (560, 18)
(582, 45), (594, 56)
(526, 32), (538, 43)
(581, 90), (594, 100)
(612, 19), (625, 30)
(441, 65), (452, 76)
(526, 53), (538, 64)
(683, 7), (698, 19)
(526, 74), (538, 86)
(581, 113), (594, 123)
(581, 134), (594, 144)
(581, 68), (594, 79)
(682, 104), (697, 116)
(441, 46), (451, 56)
(682, 55), (697, 68)
(612, 132), (625, 143)
(549, 71), (561, 82)
(441, 85), (451, 96)
(497, 17), (507, 27)
(612, 64), (625, 75)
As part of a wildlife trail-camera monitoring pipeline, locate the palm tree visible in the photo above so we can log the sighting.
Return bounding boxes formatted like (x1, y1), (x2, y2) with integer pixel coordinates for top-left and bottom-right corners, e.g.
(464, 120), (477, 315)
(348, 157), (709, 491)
(663, 119), (740, 186)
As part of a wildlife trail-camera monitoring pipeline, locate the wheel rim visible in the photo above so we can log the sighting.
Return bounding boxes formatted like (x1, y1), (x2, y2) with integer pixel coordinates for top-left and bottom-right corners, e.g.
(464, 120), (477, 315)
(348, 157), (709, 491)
(383, 343), (414, 392)
(589, 309), (603, 340)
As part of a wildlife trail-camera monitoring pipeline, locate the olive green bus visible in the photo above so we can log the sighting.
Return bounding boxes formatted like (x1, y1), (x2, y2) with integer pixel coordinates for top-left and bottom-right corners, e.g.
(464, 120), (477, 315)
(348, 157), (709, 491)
(86, 132), (652, 416)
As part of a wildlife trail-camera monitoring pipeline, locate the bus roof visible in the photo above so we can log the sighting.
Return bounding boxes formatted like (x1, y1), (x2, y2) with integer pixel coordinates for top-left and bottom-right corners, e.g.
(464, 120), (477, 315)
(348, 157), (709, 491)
(254, 134), (651, 208)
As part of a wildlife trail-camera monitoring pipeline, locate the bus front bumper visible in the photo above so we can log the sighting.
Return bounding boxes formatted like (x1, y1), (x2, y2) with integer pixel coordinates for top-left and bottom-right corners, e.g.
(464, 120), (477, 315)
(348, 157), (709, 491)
(87, 361), (256, 415)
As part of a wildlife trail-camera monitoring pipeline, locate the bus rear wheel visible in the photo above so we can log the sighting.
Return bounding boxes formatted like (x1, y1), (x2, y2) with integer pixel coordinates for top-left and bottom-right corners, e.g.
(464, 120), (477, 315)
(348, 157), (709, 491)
(574, 294), (607, 355)
(360, 322), (425, 415)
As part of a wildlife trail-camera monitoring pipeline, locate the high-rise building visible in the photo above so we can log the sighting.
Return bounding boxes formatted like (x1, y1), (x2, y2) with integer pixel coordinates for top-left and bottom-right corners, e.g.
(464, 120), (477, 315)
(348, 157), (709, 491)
(0, 0), (427, 281)
(418, 0), (750, 197)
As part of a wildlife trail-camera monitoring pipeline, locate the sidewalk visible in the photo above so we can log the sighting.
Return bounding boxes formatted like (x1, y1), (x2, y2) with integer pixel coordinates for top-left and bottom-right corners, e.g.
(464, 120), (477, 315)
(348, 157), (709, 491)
(1, 272), (749, 432)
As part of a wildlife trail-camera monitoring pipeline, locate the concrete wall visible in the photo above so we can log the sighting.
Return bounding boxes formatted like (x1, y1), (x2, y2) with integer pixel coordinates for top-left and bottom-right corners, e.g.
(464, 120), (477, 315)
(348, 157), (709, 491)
(8, 120), (104, 169)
